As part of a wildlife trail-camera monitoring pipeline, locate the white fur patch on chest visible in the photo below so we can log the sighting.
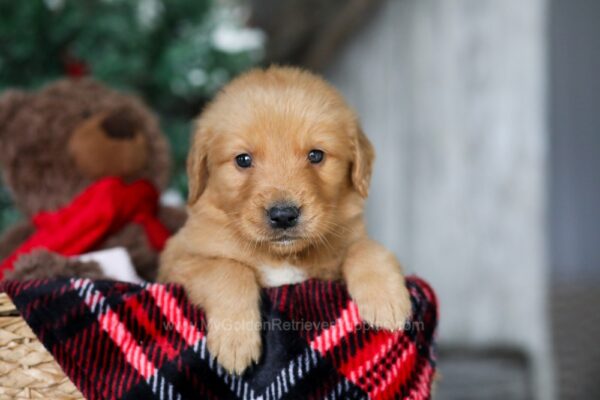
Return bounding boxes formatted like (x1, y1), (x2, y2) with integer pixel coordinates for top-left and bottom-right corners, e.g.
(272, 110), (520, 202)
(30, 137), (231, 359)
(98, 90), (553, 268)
(257, 263), (308, 287)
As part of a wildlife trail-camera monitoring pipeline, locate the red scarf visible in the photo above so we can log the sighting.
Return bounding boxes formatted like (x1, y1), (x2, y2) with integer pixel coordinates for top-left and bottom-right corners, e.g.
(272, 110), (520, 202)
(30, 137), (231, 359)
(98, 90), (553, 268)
(0, 177), (170, 279)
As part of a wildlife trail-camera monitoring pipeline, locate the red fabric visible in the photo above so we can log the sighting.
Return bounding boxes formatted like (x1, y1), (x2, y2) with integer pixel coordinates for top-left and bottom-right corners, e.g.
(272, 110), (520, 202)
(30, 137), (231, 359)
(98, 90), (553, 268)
(63, 55), (89, 78)
(0, 177), (170, 279)
(1, 276), (438, 399)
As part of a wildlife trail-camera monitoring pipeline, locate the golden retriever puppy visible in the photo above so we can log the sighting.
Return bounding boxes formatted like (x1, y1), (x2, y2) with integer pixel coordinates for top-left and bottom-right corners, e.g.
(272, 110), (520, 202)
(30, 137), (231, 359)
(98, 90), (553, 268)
(158, 66), (411, 374)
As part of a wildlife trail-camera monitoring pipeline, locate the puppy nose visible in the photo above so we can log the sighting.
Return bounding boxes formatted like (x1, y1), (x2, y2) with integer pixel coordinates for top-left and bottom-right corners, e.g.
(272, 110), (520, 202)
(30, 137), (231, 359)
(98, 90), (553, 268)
(268, 205), (300, 229)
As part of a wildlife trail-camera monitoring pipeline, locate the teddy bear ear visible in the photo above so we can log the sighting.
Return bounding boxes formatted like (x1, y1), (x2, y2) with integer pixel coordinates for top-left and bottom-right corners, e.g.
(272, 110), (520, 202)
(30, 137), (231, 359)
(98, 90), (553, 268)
(0, 90), (29, 164)
(0, 90), (29, 136)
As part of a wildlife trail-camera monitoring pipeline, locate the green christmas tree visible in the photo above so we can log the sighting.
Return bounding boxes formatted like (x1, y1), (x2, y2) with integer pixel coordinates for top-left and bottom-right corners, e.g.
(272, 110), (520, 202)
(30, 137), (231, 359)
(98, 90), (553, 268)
(0, 0), (264, 230)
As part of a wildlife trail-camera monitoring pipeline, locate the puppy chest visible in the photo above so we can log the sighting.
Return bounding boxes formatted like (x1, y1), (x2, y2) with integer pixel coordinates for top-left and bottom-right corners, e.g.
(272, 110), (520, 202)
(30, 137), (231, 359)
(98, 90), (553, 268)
(257, 263), (308, 287)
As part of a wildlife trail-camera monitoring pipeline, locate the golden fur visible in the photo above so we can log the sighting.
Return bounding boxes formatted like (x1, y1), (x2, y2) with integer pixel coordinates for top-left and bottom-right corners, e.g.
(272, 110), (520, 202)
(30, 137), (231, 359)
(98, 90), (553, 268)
(159, 66), (411, 374)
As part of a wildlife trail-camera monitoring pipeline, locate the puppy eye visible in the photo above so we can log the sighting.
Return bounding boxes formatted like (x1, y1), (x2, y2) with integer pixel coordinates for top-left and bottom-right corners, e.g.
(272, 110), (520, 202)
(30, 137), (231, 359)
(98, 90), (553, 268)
(308, 149), (324, 164)
(235, 153), (253, 168)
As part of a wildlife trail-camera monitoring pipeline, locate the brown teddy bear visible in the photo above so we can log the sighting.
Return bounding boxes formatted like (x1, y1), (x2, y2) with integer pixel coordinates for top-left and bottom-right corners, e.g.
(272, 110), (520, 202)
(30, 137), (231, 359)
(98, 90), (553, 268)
(0, 78), (186, 281)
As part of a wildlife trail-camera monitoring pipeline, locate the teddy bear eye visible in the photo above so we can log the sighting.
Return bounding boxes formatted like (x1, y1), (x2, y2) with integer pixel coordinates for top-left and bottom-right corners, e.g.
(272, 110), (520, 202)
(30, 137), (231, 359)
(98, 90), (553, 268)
(235, 153), (252, 168)
(308, 149), (324, 164)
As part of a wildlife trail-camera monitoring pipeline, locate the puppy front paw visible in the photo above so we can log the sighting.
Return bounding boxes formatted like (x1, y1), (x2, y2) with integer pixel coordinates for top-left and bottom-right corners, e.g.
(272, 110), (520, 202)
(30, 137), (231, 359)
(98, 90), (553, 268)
(206, 313), (262, 375)
(351, 282), (412, 331)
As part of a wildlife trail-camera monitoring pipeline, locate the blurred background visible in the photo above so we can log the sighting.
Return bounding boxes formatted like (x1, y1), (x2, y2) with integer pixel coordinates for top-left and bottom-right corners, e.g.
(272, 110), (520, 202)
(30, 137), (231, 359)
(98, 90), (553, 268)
(0, 0), (598, 399)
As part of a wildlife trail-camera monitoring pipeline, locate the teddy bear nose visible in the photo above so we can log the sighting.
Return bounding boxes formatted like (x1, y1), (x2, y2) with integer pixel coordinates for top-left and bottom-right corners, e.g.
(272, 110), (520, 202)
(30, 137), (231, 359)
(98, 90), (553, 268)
(101, 109), (138, 140)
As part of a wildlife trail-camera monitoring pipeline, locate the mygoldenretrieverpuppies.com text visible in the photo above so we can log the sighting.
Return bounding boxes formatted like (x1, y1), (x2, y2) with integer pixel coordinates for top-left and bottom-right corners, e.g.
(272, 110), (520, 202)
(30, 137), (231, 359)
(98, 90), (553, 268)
(162, 319), (425, 333)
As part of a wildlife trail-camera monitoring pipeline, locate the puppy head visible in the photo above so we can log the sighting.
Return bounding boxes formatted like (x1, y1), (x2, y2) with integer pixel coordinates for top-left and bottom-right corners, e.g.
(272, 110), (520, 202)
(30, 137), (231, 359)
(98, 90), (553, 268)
(188, 67), (374, 254)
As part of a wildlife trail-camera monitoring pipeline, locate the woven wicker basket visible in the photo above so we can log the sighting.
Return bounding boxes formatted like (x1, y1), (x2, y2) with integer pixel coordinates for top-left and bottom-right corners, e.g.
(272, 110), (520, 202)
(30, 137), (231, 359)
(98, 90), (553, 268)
(0, 293), (83, 399)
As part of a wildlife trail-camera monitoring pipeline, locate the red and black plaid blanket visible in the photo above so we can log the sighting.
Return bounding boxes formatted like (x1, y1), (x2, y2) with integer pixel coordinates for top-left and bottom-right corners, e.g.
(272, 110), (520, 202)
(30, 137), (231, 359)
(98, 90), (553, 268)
(1, 276), (437, 400)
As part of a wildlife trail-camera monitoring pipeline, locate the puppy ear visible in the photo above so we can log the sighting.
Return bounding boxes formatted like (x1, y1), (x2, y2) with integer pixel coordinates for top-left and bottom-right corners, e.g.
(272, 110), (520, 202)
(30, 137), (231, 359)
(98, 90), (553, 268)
(351, 127), (375, 198)
(186, 127), (209, 205)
